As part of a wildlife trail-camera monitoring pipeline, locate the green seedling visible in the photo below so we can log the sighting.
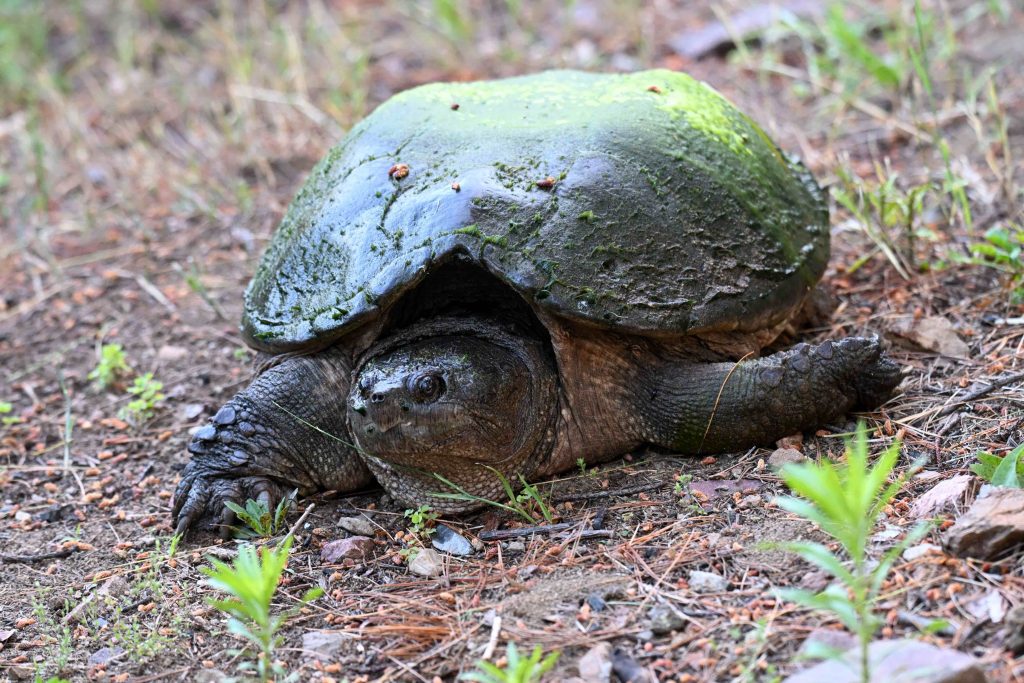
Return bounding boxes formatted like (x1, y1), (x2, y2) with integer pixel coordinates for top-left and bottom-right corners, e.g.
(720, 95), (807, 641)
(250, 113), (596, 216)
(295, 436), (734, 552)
(576, 457), (587, 475)
(776, 423), (930, 683)
(823, 4), (901, 91)
(433, 467), (555, 524)
(225, 490), (297, 539)
(462, 642), (560, 683)
(202, 535), (322, 683)
(405, 504), (440, 540)
(965, 224), (1024, 303)
(0, 401), (22, 426)
(971, 443), (1024, 488)
(119, 372), (164, 425)
(431, 0), (473, 42)
(833, 163), (933, 278)
(88, 343), (131, 389)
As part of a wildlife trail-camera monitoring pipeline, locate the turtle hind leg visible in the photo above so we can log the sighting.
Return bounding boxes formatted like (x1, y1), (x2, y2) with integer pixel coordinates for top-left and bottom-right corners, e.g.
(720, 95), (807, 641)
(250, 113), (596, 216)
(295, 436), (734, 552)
(172, 349), (373, 537)
(641, 337), (902, 455)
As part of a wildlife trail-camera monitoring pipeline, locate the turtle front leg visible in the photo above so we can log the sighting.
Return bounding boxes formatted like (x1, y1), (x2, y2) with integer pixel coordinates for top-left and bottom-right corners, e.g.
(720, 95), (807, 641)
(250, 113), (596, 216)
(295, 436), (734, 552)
(643, 337), (902, 454)
(172, 349), (373, 536)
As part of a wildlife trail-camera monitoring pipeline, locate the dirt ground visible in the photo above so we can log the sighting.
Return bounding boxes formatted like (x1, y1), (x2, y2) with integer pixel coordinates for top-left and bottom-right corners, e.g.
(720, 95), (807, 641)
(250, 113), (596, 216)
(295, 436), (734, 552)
(1, 1), (1023, 681)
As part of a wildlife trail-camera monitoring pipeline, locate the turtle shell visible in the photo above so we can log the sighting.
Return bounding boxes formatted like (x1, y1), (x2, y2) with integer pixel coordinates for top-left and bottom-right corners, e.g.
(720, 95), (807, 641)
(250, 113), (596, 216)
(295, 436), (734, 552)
(242, 69), (829, 352)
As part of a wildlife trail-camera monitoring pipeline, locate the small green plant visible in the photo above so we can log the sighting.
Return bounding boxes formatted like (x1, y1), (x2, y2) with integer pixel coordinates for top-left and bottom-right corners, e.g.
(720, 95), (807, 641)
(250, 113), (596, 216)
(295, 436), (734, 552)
(576, 457), (587, 475)
(821, 4), (901, 93)
(202, 535), (322, 683)
(0, 0), (51, 111)
(174, 261), (226, 320)
(0, 401), (22, 426)
(461, 642), (560, 683)
(404, 504), (440, 540)
(119, 373), (165, 425)
(433, 468), (555, 524)
(31, 586), (73, 675)
(225, 490), (297, 539)
(964, 224), (1024, 304)
(776, 423), (929, 683)
(88, 343), (131, 389)
(674, 473), (694, 495)
(971, 443), (1024, 487)
(832, 163), (933, 278)
(736, 618), (780, 683)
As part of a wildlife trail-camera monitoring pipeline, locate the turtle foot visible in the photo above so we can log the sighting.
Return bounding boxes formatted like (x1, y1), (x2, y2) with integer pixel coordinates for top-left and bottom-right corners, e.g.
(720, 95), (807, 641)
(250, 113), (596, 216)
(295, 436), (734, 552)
(172, 462), (289, 537)
(836, 336), (903, 410)
(755, 336), (903, 418)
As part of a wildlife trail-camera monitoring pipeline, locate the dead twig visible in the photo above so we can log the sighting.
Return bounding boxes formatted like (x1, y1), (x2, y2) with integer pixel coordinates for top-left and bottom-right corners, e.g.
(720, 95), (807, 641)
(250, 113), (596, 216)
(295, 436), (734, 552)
(0, 548), (75, 564)
(478, 521), (577, 541)
(280, 502), (316, 544)
(553, 480), (667, 503)
(481, 614), (502, 660)
(910, 371), (1024, 424)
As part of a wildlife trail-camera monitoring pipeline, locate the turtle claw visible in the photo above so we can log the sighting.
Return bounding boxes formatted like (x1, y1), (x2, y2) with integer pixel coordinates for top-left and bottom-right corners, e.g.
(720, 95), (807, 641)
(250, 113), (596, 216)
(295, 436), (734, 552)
(171, 463), (287, 536)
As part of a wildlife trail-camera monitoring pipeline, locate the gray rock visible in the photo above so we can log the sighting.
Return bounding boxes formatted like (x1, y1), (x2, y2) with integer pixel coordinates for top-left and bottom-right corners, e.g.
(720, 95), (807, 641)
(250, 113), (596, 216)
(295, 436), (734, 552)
(88, 646), (126, 666)
(337, 515), (375, 537)
(688, 570), (728, 593)
(1000, 603), (1024, 654)
(180, 402), (206, 420)
(646, 604), (685, 634)
(408, 548), (444, 577)
(577, 642), (612, 683)
(302, 630), (347, 661)
(911, 475), (972, 519)
(7, 666), (33, 681)
(798, 627), (856, 658)
(769, 447), (808, 469)
(611, 646), (657, 683)
(945, 486), (1024, 560)
(320, 537), (375, 563)
(506, 541), (526, 552)
(431, 523), (474, 556)
(783, 639), (987, 683)
(585, 592), (607, 612)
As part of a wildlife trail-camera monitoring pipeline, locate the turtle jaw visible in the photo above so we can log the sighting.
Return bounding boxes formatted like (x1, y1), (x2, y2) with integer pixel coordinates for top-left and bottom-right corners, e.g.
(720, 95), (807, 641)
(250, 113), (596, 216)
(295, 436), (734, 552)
(347, 317), (559, 509)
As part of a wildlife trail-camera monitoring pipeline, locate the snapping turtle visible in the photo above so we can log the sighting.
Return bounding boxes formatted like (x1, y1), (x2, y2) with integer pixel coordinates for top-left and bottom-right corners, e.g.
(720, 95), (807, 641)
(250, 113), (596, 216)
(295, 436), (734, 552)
(173, 69), (900, 533)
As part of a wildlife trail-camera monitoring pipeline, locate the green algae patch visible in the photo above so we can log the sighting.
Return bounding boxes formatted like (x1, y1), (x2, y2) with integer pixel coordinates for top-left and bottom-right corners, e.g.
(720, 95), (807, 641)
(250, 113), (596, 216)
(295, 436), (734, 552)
(242, 69), (829, 352)
(453, 225), (483, 238)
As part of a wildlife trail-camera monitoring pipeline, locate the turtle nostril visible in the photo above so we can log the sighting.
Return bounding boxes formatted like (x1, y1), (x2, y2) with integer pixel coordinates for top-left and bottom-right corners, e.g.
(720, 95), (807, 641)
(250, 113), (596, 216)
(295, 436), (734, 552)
(370, 392), (385, 403)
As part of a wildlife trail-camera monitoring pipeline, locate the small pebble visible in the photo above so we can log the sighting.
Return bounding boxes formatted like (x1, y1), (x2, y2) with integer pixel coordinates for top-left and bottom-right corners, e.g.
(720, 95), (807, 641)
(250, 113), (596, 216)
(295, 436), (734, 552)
(688, 570), (728, 594)
(336, 515), (375, 537)
(431, 524), (473, 556)
(408, 548), (444, 577)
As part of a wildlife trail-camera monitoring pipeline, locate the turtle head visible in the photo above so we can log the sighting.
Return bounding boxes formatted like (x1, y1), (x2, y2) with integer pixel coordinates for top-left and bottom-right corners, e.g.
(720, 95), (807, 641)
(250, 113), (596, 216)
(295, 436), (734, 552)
(348, 318), (556, 506)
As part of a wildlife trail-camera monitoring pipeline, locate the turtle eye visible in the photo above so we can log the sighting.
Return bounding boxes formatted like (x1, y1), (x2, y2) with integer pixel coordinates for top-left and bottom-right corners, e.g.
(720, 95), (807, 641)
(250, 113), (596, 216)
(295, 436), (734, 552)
(410, 373), (445, 402)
